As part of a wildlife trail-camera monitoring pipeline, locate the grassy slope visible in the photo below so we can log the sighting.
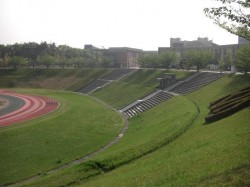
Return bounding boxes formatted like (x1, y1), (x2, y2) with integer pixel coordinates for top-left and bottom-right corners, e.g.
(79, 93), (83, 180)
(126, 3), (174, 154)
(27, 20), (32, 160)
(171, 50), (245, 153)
(81, 74), (250, 187)
(24, 95), (198, 186)
(0, 89), (123, 186)
(92, 69), (193, 109)
(0, 68), (113, 91)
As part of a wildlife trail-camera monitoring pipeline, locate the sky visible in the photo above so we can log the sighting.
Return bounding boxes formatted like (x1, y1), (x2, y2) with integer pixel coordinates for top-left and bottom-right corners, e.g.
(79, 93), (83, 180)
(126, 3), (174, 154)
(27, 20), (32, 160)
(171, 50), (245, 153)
(0, 0), (239, 50)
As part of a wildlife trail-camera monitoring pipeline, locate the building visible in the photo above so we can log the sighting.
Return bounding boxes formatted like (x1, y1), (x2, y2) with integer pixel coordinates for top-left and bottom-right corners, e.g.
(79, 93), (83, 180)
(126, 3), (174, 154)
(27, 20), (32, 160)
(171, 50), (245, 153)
(85, 36), (249, 69)
(159, 37), (247, 66)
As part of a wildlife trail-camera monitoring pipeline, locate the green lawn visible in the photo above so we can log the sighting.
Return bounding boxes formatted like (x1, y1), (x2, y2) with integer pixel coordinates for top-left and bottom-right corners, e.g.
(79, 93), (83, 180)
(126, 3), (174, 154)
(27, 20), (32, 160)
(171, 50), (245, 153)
(91, 81), (154, 109)
(92, 69), (193, 109)
(80, 74), (250, 187)
(2, 72), (249, 187)
(24, 95), (198, 186)
(0, 89), (123, 186)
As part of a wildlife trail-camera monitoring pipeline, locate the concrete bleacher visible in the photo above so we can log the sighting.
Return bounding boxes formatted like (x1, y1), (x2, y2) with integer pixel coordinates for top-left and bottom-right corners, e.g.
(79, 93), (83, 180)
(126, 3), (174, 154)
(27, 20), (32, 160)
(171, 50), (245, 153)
(168, 72), (223, 95)
(121, 72), (223, 118)
(77, 69), (136, 94)
(122, 91), (173, 118)
(77, 79), (111, 94)
(101, 69), (135, 80)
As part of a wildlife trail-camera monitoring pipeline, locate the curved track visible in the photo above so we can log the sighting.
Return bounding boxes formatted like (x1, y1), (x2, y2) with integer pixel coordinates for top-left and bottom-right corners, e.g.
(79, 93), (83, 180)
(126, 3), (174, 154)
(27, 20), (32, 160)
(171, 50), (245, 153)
(0, 90), (59, 127)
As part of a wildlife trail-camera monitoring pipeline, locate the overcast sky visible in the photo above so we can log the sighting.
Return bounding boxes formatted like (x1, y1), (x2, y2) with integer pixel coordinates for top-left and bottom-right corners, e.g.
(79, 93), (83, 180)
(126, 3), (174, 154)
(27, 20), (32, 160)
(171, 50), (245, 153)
(0, 0), (239, 50)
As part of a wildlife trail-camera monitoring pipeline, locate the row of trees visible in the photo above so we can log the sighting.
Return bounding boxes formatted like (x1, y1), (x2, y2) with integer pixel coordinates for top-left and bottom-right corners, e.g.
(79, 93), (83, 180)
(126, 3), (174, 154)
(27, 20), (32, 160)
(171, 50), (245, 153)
(138, 51), (179, 69)
(5, 54), (114, 69)
(0, 42), (114, 68)
(138, 45), (250, 73)
(138, 50), (214, 71)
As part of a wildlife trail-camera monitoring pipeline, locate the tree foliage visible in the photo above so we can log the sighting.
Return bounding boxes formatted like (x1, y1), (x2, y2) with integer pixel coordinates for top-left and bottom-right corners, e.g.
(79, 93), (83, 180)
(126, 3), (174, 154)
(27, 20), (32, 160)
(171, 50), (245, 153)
(138, 51), (179, 69)
(37, 54), (56, 68)
(183, 50), (214, 71)
(0, 42), (114, 68)
(204, 0), (250, 40)
(236, 44), (250, 73)
(158, 51), (179, 69)
(8, 56), (27, 69)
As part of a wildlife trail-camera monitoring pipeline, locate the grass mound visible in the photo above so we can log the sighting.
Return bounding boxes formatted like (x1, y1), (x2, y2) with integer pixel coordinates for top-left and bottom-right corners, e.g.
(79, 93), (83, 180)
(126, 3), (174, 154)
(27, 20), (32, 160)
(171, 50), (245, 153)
(0, 89), (123, 186)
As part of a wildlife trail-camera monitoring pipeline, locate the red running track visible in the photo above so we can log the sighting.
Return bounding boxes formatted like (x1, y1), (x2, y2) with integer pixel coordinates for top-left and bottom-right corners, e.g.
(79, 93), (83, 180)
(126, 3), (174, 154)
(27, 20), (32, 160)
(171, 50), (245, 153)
(0, 90), (59, 127)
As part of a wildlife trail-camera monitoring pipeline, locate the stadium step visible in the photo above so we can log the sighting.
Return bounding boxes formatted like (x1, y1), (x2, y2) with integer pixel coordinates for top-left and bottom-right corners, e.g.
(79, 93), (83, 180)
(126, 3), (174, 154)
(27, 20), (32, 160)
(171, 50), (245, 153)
(122, 91), (173, 118)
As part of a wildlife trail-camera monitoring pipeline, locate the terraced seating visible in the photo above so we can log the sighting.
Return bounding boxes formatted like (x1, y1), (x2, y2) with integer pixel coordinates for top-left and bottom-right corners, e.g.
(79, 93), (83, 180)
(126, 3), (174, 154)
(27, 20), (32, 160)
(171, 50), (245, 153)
(122, 91), (173, 117)
(168, 72), (223, 95)
(77, 79), (111, 94)
(101, 69), (135, 80)
(77, 69), (136, 94)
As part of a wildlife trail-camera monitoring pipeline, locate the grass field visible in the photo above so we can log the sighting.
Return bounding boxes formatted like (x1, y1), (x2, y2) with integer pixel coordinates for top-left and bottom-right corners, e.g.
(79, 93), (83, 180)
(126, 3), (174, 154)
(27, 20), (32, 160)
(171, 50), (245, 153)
(0, 69), (249, 187)
(24, 95), (198, 187)
(80, 74), (250, 187)
(0, 68), (113, 91)
(92, 69), (193, 109)
(23, 74), (250, 187)
(0, 89), (123, 186)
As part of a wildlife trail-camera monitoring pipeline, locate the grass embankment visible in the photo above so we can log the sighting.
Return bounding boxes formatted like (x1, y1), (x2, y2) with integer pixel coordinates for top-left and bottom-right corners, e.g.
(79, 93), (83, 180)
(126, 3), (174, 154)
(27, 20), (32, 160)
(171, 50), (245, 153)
(24, 95), (198, 186)
(0, 68), (113, 91)
(0, 89), (123, 186)
(92, 69), (193, 109)
(80, 74), (250, 187)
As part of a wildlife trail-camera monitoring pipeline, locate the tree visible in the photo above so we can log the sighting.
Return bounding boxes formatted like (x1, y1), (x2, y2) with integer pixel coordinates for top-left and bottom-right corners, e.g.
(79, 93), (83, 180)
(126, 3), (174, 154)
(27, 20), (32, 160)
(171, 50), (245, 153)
(138, 54), (160, 69)
(158, 51), (179, 69)
(101, 56), (113, 68)
(236, 44), (250, 73)
(70, 57), (84, 68)
(204, 0), (250, 41)
(183, 50), (214, 71)
(8, 56), (27, 69)
(224, 48), (234, 66)
(57, 56), (69, 68)
(218, 55), (226, 72)
(37, 54), (56, 68)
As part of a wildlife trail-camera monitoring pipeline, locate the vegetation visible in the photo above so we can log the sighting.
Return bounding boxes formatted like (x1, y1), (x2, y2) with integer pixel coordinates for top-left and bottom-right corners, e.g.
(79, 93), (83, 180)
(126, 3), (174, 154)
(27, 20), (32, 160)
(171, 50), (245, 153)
(0, 42), (116, 68)
(204, 0), (250, 41)
(138, 51), (179, 69)
(23, 74), (250, 187)
(8, 56), (27, 69)
(24, 95), (198, 187)
(0, 68), (113, 91)
(0, 89), (123, 186)
(236, 44), (250, 73)
(183, 49), (215, 71)
(0, 68), (249, 186)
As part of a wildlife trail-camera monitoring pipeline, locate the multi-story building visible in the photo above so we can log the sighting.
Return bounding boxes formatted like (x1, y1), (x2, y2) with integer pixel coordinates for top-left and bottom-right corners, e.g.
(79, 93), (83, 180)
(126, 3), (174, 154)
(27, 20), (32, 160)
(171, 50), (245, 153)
(159, 37), (248, 65)
(85, 36), (249, 69)
(85, 45), (142, 68)
(107, 47), (143, 68)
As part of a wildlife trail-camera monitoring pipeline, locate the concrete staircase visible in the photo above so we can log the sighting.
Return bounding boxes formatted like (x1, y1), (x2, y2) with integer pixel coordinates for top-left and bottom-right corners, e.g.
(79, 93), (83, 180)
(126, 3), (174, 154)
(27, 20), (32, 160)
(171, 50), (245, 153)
(77, 69), (136, 94)
(122, 91), (173, 118)
(121, 72), (223, 118)
(168, 72), (223, 95)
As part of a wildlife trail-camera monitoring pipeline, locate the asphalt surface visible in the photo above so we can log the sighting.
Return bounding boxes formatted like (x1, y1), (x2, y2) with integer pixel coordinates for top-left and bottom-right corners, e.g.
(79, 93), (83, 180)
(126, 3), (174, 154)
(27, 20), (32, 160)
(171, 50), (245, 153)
(0, 94), (25, 116)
